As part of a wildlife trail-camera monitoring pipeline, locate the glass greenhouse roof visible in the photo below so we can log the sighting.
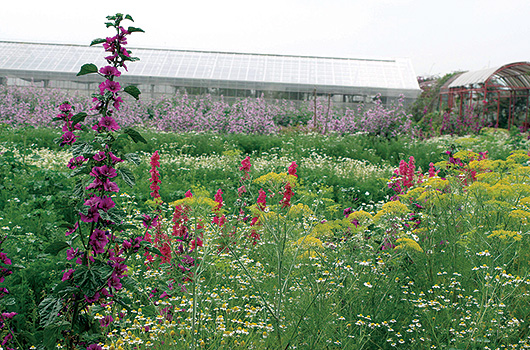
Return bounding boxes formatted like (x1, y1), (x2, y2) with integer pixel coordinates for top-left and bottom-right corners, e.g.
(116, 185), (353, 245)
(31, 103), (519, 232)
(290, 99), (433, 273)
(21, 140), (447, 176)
(0, 41), (420, 96)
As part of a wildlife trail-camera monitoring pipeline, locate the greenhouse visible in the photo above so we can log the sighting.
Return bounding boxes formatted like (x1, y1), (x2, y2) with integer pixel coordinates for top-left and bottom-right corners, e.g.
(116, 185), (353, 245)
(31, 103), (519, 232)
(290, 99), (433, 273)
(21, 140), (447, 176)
(0, 40), (421, 107)
(439, 62), (530, 129)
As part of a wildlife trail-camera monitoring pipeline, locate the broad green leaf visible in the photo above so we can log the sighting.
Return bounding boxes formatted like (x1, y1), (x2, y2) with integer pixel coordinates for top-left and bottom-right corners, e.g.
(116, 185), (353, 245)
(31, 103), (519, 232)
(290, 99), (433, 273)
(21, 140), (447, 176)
(39, 297), (64, 328)
(125, 14), (134, 22)
(76, 63), (98, 76)
(127, 26), (145, 33)
(74, 263), (113, 298)
(71, 142), (94, 158)
(90, 38), (106, 46)
(44, 241), (69, 255)
(106, 207), (126, 224)
(105, 22), (114, 28)
(118, 167), (136, 188)
(73, 178), (85, 197)
(123, 128), (147, 144)
(71, 141), (87, 157)
(123, 85), (141, 100)
(78, 204), (90, 216)
(69, 165), (89, 178)
(71, 112), (87, 126)
(125, 152), (141, 165)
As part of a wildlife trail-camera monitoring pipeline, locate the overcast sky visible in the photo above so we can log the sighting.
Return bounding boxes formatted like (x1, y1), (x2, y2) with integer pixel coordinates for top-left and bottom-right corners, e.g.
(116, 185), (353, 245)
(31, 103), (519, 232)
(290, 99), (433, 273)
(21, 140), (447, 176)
(1, 0), (529, 77)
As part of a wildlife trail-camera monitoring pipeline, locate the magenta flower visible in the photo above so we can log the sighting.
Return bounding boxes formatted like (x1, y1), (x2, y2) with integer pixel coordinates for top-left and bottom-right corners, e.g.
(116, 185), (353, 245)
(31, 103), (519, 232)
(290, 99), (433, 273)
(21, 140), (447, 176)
(214, 189), (223, 210)
(93, 151), (106, 162)
(86, 178), (104, 191)
(61, 269), (75, 282)
(99, 66), (121, 77)
(99, 196), (115, 212)
(212, 214), (226, 227)
(288, 161), (298, 177)
(113, 95), (124, 110)
(66, 247), (79, 261)
(99, 315), (114, 328)
(149, 151), (161, 198)
(257, 189), (267, 210)
(84, 196), (100, 208)
(279, 182), (293, 208)
(108, 151), (123, 164)
(65, 222), (79, 236)
(90, 228), (108, 255)
(98, 80), (121, 94)
(80, 207), (100, 223)
(0, 312), (16, 320)
(239, 156), (251, 179)
(0, 253), (11, 265)
(98, 116), (120, 131)
(90, 165), (117, 179)
(108, 274), (122, 290)
(58, 103), (72, 112)
(61, 131), (77, 146)
(67, 156), (87, 169)
(102, 179), (119, 193)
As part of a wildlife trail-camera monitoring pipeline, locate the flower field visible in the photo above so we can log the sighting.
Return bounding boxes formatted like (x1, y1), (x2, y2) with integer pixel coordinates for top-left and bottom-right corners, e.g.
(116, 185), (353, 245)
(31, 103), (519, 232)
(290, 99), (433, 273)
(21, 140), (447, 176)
(2, 125), (530, 349)
(2, 12), (530, 350)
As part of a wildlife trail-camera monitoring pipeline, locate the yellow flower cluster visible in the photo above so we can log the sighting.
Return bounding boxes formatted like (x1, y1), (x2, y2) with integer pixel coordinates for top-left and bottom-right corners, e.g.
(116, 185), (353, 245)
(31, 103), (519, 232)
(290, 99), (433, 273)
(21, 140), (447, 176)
(253, 172), (297, 187)
(487, 230), (522, 241)
(373, 201), (410, 223)
(394, 238), (423, 252)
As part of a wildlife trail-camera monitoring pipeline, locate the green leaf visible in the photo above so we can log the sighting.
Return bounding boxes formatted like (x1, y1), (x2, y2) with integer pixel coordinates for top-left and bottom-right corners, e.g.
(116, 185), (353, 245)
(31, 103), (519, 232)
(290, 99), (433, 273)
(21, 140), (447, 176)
(106, 207), (126, 224)
(78, 205), (90, 216)
(90, 38), (107, 46)
(125, 152), (141, 165)
(76, 63), (98, 76)
(69, 165), (89, 178)
(113, 223), (138, 231)
(127, 26), (145, 33)
(73, 178), (86, 198)
(44, 241), (70, 255)
(118, 167), (136, 188)
(123, 128), (147, 144)
(125, 14), (134, 22)
(123, 85), (141, 100)
(39, 297), (64, 328)
(105, 22), (114, 28)
(71, 142), (94, 158)
(74, 263), (113, 298)
(71, 112), (87, 126)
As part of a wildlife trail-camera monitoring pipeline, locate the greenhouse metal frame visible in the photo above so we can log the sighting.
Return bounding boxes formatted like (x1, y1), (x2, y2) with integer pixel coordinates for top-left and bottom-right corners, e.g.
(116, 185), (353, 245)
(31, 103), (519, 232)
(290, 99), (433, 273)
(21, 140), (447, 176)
(440, 62), (530, 129)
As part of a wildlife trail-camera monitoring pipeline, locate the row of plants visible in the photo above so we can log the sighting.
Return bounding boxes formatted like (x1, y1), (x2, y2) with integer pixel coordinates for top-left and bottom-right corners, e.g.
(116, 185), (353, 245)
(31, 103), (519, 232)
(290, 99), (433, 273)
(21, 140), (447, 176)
(0, 82), (416, 137)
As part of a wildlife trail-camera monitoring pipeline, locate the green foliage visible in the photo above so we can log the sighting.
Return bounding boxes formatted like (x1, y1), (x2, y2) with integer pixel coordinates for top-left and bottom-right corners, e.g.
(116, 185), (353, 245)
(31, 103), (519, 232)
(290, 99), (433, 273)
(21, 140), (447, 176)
(76, 63), (98, 76)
